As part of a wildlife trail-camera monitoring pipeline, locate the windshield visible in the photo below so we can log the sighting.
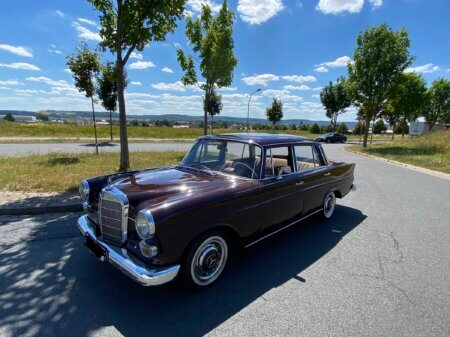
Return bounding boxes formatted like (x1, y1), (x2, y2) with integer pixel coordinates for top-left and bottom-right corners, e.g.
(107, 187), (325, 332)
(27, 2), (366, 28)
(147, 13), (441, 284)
(180, 139), (263, 179)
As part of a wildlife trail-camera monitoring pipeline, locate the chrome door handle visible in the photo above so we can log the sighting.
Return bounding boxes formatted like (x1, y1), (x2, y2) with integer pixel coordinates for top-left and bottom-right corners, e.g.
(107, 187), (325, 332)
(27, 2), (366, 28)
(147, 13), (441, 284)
(323, 173), (331, 177)
(296, 181), (304, 185)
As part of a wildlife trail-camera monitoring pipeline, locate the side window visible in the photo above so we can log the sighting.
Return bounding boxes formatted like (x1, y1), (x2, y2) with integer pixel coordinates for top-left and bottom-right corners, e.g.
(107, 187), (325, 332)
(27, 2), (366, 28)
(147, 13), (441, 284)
(264, 146), (294, 177)
(294, 145), (322, 171)
(196, 142), (222, 163)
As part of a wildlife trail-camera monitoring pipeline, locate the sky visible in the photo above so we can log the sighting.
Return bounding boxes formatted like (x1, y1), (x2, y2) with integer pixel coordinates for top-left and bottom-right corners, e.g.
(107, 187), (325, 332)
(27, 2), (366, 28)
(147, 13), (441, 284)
(0, 0), (449, 122)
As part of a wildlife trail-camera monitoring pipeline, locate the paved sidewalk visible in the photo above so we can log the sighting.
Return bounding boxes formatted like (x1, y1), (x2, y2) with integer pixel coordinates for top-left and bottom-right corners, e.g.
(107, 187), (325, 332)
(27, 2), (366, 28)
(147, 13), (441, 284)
(0, 191), (82, 215)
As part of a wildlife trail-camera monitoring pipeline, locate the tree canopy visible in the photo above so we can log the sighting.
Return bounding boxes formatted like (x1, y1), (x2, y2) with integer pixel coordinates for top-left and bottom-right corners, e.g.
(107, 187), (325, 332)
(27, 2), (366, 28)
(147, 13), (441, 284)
(266, 98), (283, 126)
(425, 78), (450, 129)
(177, 0), (237, 135)
(320, 77), (351, 131)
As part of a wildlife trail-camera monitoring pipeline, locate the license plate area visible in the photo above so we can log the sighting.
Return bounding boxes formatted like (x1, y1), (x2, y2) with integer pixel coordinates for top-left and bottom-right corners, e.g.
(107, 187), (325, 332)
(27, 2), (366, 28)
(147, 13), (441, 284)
(84, 234), (107, 261)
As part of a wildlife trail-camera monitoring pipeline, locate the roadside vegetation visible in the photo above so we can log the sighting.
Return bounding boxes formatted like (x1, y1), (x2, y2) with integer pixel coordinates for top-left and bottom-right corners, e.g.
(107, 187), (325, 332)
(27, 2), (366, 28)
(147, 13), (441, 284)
(0, 151), (184, 193)
(347, 131), (450, 174)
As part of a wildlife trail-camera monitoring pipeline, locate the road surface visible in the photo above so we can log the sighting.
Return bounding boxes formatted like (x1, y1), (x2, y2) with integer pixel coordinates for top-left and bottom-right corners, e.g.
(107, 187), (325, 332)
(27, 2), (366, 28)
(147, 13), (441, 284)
(0, 145), (449, 337)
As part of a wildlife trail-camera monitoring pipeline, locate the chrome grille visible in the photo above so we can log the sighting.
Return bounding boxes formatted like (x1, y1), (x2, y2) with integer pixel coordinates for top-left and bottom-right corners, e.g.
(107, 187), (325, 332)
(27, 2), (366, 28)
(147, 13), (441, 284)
(99, 187), (129, 245)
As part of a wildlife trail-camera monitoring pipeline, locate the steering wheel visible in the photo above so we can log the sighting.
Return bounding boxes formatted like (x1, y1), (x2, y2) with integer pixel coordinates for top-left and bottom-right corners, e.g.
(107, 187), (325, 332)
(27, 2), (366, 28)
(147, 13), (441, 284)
(231, 162), (255, 178)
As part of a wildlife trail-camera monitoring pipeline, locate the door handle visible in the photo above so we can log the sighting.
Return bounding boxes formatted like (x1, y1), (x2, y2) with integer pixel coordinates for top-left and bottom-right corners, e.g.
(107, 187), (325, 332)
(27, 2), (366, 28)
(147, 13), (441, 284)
(296, 181), (304, 185)
(323, 172), (331, 177)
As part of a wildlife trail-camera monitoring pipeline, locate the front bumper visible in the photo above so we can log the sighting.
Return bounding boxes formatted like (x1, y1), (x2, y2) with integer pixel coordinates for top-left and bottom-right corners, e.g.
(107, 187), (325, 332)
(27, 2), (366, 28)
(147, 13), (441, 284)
(77, 215), (180, 286)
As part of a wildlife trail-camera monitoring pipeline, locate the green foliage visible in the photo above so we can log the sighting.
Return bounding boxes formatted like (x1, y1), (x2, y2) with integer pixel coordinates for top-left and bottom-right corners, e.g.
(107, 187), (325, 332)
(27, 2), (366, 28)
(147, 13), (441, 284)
(395, 118), (409, 135)
(130, 119), (139, 127)
(310, 123), (320, 134)
(324, 124), (334, 133)
(347, 23), (414, 146)
(300, 124), (309, 131)
(336, 122), (348, 134)
(35, 113), (49, 121)
(425, 78), (450, 128)
(265, 98), (283, 126)
(177, 0), (237, 134)
(353, 122), (365, 135)
(320, 77), (351, 130)
(290, 124), (297, 131)
(3, 113), (15, 122)
(97, 61), (118, 113)
(66, 42), (101, 98)
(205, 89), (223, 117)
(373, 119), (387, 134)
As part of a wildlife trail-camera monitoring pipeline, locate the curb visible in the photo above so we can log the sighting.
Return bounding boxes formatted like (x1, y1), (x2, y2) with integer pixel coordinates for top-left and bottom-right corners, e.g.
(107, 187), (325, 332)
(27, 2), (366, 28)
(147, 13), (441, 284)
(0, 203), (83, 216)
(345, 146), (450, 182)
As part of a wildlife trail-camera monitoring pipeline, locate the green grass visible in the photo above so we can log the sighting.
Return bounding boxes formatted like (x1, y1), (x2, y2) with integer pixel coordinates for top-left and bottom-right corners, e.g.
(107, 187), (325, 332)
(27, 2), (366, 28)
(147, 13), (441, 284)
(347, 131), (450, 174)
(0, 151), (185, 192)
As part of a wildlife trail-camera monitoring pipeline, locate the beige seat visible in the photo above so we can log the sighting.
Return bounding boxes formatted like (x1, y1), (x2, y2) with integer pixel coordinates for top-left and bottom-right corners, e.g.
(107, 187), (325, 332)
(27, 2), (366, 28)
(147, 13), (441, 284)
(296, 161), (315, 171)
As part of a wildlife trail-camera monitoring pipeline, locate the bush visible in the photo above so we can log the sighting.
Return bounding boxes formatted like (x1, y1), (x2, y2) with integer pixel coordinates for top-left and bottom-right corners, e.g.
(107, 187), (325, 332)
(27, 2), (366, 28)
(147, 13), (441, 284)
(373, 119), (387, 134)
(310, 123), (320, 134)
(3, 113), (15, 122)
(337, 122), (348, 134)
(290, 124), (297, 130)
(300, 124), (309, 131)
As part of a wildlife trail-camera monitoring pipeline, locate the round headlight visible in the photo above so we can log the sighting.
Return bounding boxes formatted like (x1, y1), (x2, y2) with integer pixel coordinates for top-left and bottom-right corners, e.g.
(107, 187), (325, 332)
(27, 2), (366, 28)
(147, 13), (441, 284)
(135, 210), (155, 240)
(79, 180), (90, 201)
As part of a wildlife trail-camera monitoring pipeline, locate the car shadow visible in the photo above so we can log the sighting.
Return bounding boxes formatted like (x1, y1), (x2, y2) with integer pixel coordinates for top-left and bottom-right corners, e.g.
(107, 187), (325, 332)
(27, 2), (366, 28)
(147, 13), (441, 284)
(0, 205), (365, 337)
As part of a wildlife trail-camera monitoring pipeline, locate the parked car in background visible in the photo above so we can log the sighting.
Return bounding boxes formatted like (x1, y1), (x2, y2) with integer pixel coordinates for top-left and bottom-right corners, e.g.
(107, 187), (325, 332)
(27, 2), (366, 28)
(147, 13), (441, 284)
(315, 132), (347, 143)
(77, 133), (355, 288)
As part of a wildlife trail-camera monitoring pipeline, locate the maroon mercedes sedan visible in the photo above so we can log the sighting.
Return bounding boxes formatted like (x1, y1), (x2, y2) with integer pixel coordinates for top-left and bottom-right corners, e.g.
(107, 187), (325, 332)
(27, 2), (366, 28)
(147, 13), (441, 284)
(77, 133), (355, 288)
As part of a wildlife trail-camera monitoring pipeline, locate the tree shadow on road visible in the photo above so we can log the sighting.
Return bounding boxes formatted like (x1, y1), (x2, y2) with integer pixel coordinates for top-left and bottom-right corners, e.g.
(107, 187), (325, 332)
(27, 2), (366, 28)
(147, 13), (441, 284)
(0, 205), (366, 337)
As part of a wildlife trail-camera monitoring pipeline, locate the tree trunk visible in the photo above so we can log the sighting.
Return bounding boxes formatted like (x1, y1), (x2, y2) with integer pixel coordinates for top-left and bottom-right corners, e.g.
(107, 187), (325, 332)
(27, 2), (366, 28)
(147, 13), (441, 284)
(117, 59), (130, 172)
(391, 123), (395, 140)
(362, 116), (371, 148)
(370, 117), (375, 144)
(211, 114), (214, 135)
(203, 88), (210, 136)
(90, 96), (99, 155)
(109, 110), (113, 142)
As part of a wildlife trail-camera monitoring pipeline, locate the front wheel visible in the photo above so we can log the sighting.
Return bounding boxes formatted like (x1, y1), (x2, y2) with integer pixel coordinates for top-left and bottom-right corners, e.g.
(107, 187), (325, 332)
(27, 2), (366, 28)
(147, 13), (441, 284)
(322, 191), (336, 219)
(181, 231), (229, 289)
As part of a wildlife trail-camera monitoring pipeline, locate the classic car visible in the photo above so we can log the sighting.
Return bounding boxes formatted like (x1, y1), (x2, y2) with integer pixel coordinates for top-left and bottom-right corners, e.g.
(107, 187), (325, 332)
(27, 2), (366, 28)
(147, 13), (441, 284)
(315, 132), (347, 143)
(77, 133), (355, 288)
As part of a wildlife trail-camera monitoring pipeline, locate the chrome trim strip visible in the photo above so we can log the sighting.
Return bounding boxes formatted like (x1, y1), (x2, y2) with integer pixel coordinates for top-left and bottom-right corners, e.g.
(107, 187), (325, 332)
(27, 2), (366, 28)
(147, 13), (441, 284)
(244, 208), (323, 248)
(77, 215), (180, 286)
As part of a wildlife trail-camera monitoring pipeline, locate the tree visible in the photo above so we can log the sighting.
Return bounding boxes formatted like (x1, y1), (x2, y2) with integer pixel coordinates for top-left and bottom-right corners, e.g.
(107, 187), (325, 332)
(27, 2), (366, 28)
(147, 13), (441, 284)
(88, 0), (186, 171)
(320, 77), (351, 131)
(97, 61), (118, 142)
(425, 78), (450, 130)
(347, 23), (414, 147)
(386, 72), (429, 137)
(177, 0), (237, 136)
(206, 89), (222, 134)
(35, 112), (49, 121)
(373, 119), (387, 134)
(67, 42), (101, 155)
(337, 122), (348, 134)
(300, 124), (309, 131)
(265, 98), (283, 128)
(3, 113), (15, 122)
(310, 123), (320, 134)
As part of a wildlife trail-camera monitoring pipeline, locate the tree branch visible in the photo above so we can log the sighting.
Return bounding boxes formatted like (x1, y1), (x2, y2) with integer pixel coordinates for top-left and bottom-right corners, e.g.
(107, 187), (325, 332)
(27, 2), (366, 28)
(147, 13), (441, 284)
(123, 44), (136, 65)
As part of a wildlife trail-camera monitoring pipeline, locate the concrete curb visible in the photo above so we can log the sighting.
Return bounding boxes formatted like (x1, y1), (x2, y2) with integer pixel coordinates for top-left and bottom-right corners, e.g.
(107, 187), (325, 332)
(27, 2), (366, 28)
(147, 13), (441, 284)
(345, 146), (450, 182)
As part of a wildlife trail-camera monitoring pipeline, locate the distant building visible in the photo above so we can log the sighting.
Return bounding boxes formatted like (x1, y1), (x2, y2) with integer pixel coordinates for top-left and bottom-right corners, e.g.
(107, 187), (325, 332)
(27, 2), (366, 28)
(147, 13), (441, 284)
(10, 115), (37, 123)
(409, 122), (447, 136)
(65, 117), (91, 126)
(96, 119), (110, 126)
(173, 124), (190, 128)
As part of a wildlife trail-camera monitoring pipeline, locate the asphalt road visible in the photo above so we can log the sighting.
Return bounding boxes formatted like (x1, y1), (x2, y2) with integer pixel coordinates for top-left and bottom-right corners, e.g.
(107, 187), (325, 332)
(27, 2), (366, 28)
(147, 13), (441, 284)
(0, 145), (449, 337)
(0, 142), (193, 156)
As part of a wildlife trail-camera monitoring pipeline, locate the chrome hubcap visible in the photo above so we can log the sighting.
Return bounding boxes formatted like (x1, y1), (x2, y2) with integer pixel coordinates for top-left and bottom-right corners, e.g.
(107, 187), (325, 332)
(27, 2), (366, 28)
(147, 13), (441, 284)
(324, 192), (336, 218)
(191, 236), (228, 286)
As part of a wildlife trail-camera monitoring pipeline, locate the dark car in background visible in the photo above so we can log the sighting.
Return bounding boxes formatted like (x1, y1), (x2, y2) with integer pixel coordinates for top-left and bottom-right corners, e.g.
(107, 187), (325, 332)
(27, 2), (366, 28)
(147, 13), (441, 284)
(77, 133), (355, 288)
(315, 132), (347, 143)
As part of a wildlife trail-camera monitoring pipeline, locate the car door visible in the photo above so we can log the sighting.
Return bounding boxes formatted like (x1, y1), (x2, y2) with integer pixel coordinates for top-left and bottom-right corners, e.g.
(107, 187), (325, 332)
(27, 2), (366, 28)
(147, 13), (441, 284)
(259, 145), (304, 230)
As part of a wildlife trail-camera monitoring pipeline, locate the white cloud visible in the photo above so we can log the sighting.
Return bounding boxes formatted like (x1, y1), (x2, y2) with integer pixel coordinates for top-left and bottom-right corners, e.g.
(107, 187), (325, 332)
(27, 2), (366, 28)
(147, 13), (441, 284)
(314, 66), (329, 73)
(242, 73), (280, 86)
(312, 94), (320, 98)
(283, 84), (311, 91)
(237, 0), (284, 25)
(369, 0), (382, 9)
(26, 76), (70, 87)
(0, 80), (23, 86)
(316, 0), (363, 14)
(0, 87), (10, 90)
(312, 86), (323, 91)
(48, 49), (62, 54)
(129, 61), (155, 70)
(405, 63), (440, 74)
(281, 75), (317, 83)
(218, 86), (237, 91)
(151, 81), (187, 92)
(130, 81), (142, 86)
(316, 55), (352, 68)
(0, 62), (40, 71)
(0, 44), (33, 57)
(72, 22), (101, 42)
(174, 42), (182, 49)
(161, 67), (174, 73)
(77, 18), (97, 26)
(130, 52), (143, 60)
(262, 89), (303, 102)
(186, 0), (222, 15)
(55, 10), (64, 18)
(126, 93), (159, 98)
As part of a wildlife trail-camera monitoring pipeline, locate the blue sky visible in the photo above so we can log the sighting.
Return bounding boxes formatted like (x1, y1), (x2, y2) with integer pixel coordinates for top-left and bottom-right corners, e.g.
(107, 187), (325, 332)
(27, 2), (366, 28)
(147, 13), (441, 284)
(0, 0), (449, 121)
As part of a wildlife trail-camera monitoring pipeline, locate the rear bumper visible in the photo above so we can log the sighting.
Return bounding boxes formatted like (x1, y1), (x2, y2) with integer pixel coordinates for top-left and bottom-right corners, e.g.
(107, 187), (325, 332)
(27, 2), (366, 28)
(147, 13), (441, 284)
(77, 215), (180, 286)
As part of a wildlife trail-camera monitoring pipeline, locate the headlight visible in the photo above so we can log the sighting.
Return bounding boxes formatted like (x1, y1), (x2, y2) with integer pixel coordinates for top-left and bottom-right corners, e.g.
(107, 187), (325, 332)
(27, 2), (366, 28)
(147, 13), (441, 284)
(79, 180), (90, 201)
(135, 210), (155, 239)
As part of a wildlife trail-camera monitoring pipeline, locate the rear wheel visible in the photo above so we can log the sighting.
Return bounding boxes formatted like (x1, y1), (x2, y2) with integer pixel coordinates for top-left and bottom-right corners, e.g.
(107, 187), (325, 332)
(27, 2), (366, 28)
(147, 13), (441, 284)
(322, 191), (336, 219)
(181, 231), (229, 289)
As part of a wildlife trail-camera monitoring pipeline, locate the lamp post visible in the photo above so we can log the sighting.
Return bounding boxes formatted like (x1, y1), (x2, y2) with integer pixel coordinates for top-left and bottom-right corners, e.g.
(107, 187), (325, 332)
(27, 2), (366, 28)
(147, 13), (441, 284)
(247, 88), (261, 133)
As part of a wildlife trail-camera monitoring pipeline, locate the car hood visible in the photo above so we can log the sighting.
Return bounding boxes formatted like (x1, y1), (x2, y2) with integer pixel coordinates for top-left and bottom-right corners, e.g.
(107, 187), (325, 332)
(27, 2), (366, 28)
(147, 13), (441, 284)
(111, 166), (253, 207)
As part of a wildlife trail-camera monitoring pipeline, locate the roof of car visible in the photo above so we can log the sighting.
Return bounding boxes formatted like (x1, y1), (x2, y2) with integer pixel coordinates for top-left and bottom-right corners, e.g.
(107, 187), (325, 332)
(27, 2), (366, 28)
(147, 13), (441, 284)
(201, 133), (316, 146)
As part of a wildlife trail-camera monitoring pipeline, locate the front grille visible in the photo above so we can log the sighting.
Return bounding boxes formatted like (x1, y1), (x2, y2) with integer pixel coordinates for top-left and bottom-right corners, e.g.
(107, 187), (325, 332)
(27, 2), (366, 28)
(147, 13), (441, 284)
(99, 187), (129, 245)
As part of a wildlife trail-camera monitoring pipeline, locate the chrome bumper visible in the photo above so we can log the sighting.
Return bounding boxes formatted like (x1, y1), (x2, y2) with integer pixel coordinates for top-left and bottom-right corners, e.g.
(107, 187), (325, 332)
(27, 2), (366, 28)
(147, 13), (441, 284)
(77, 215), (180, 286)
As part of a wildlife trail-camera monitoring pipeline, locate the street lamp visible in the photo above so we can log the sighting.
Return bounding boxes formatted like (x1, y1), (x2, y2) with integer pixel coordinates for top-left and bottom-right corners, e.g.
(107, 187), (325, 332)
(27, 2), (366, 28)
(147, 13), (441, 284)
(247, 88), (261, 133)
